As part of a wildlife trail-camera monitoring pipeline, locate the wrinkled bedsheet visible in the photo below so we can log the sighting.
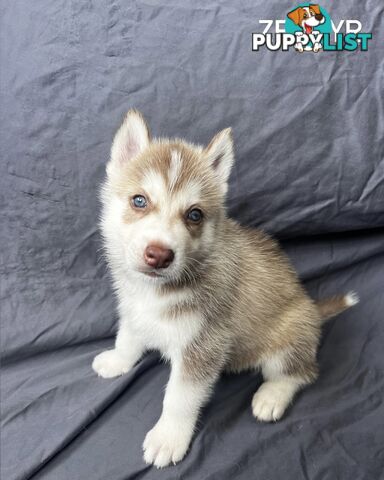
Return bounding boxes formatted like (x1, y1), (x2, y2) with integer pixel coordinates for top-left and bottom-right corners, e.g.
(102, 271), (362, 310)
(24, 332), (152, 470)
(1, 1), (383, 479)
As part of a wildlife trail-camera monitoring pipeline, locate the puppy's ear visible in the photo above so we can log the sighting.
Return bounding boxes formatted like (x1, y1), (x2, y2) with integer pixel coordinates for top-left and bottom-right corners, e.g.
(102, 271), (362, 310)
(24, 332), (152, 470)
(287, 7), (302, 25)
(108, 109), (150, 173)
(310, 4), (321, 15)
(204, 128), (234, 192)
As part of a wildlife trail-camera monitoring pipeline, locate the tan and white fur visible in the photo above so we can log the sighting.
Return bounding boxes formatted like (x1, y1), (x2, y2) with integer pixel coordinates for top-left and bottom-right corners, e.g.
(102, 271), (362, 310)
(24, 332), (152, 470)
(92, 109), (358, 468)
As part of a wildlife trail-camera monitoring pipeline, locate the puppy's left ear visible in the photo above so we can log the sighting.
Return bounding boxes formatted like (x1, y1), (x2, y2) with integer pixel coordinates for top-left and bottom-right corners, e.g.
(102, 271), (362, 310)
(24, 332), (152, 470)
(310, 4), (321, 15)
(204, 128), (234, 192)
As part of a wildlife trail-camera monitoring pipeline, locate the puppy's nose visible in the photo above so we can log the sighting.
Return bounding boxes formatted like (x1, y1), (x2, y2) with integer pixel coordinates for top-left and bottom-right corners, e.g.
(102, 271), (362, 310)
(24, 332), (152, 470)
(144, 245), (175, 269)
(315, 13), (323, 21)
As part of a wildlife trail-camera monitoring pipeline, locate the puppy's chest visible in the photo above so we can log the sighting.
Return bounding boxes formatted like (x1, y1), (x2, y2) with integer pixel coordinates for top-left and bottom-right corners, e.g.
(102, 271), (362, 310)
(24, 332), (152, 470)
(125, 289), (202, 357)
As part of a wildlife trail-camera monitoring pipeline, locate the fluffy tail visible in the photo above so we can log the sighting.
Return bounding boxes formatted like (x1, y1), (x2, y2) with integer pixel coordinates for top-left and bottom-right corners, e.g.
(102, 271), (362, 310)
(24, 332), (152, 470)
(316, 291), (359, 323)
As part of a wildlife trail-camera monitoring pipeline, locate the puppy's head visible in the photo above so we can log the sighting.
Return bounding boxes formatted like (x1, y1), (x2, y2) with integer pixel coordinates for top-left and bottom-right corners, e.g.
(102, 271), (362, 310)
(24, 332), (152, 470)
(102, 109), (234, 285)
(287, 5), (325, 34)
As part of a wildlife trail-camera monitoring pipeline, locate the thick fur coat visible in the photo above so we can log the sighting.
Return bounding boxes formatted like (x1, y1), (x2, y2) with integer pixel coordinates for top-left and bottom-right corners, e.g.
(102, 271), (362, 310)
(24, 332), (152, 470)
(92, 110), (357, 468)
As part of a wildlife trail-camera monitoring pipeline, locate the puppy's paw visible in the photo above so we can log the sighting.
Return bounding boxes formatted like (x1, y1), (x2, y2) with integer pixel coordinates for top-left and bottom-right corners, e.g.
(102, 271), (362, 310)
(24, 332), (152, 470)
(252, 382), (292, 422)
(92, 349), (132, 378)
(143, 418), (191, 468)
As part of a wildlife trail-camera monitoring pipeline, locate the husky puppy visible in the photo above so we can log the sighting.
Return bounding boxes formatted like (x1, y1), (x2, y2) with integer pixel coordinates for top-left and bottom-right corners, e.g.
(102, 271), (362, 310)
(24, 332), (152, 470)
(92, 109), (358, 468)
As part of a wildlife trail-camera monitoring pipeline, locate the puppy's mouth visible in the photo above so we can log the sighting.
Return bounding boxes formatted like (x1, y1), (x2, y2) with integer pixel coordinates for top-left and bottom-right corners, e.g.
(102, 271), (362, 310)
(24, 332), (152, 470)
(137, 264), (179, 279)
(139, 269), (165, 278)
(304, 23), (313, 34)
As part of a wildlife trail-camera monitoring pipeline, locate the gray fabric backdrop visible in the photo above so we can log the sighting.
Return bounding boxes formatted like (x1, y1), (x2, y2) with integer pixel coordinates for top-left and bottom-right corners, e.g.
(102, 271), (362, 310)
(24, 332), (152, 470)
(1, 1), (383, 479)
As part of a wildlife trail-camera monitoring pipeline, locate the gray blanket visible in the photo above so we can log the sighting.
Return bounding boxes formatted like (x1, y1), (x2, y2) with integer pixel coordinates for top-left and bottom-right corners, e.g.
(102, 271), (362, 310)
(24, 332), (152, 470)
(1, 1), (383, 479)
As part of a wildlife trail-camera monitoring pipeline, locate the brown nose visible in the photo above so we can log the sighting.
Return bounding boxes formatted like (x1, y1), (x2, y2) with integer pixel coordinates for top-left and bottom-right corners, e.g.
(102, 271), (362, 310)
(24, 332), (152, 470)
(315, 13), (323, 21)
(144, 245), (175, 269)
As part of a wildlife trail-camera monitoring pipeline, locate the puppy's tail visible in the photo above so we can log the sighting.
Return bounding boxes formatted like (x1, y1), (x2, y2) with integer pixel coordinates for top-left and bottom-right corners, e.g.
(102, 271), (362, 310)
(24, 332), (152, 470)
(316, 291), (359, 324)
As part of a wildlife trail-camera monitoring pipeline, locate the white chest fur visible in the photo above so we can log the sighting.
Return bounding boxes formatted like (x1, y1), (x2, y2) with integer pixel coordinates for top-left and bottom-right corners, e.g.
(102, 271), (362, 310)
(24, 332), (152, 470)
(118, 281), (202, 360)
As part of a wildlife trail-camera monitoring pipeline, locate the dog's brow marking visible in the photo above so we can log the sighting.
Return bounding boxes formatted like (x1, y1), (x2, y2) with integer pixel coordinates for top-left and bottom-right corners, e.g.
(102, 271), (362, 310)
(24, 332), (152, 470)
(169, 150), (182, 192)
(186, 181), (201, 203)
(174, 180), (201, 209)
(142, 169), (167, 204)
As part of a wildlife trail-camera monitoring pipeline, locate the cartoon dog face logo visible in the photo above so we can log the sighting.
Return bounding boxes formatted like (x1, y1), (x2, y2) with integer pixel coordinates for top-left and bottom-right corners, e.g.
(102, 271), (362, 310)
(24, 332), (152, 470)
(287, 4), (325, 34)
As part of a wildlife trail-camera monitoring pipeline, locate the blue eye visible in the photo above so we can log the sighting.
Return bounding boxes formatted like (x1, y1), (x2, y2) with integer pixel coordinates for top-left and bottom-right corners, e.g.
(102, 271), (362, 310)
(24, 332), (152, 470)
(132, 195), (147, 208)
(187, 208), (203, 223)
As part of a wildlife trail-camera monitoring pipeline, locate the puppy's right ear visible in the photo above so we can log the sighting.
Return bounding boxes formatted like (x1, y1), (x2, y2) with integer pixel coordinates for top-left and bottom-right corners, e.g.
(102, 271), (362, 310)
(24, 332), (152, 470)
(287, 7), (302, 26)
(108, 109), (150, 174)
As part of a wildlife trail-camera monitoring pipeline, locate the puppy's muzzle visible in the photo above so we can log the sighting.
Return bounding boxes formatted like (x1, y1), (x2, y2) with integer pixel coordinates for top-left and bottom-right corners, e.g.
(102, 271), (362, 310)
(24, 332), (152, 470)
(144, 244), (175, 269)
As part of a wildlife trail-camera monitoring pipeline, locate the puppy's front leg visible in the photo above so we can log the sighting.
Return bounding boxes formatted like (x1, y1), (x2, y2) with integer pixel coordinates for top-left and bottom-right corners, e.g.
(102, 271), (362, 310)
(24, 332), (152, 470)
(92, 320), (144, 378)
(143, 358), (217, 468)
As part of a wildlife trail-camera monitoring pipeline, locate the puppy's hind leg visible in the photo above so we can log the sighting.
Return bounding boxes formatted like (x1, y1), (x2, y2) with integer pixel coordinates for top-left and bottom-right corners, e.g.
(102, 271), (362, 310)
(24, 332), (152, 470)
(252, 349), (318, 422)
